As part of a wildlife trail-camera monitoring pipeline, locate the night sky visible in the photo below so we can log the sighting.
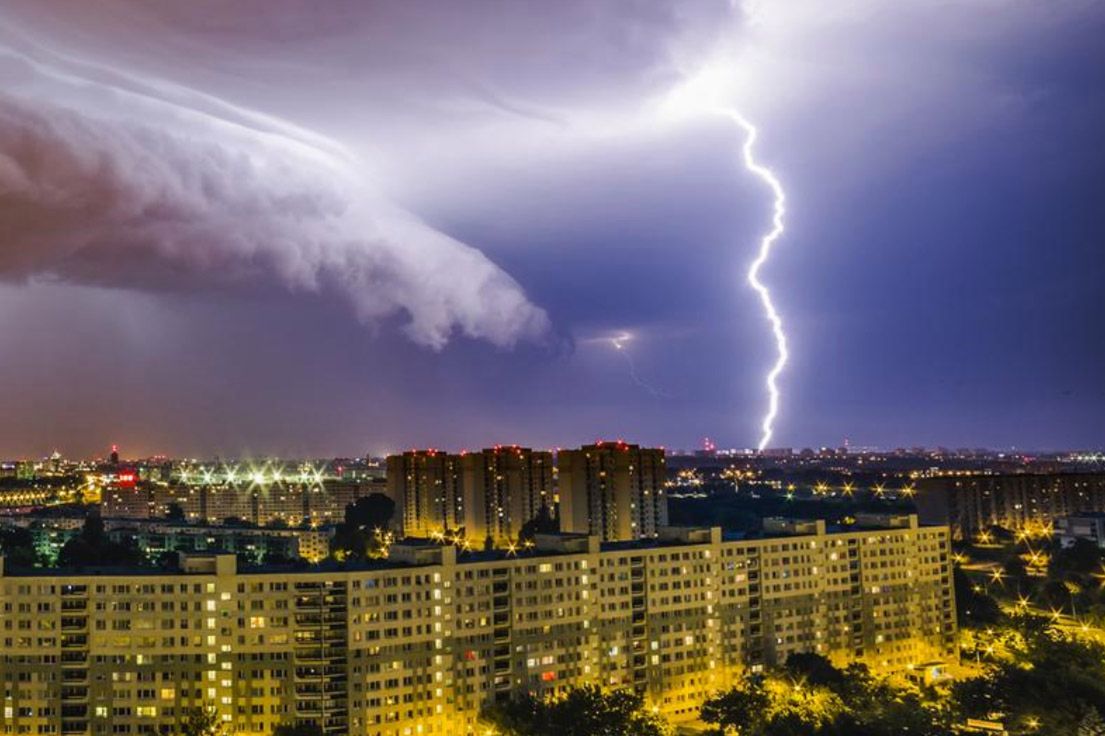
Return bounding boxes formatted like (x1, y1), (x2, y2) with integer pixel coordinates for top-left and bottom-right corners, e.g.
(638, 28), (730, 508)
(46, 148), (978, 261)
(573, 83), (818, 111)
(1, 1), (1103, 458)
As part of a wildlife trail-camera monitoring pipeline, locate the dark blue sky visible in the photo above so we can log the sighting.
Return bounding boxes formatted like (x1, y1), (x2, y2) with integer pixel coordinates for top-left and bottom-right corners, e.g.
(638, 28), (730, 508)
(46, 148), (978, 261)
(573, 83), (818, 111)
(0, 1), (1103, 457)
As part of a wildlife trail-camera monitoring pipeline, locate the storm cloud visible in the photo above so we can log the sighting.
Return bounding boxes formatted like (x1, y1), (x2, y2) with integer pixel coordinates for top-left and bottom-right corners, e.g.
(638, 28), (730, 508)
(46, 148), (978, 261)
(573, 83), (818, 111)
(0, 31), (548, 350)
(0, 1), (1102, 457)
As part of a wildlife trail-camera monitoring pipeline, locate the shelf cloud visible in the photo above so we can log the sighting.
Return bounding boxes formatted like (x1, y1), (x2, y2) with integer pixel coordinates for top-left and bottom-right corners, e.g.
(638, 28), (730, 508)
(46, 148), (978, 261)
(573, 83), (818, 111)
(0, 31), (549, 350)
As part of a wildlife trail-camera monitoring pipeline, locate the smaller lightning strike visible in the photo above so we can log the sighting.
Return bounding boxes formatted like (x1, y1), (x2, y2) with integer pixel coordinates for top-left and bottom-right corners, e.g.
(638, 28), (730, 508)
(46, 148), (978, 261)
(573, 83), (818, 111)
(609, 332), (671, 399)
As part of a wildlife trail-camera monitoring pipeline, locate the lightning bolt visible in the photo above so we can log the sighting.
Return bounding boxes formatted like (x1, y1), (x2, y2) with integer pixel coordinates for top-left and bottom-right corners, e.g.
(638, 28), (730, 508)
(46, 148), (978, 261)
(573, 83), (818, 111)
(610, 332), (671, 399)
(724, 111), (788, 451)
(656, 68), (790, 450)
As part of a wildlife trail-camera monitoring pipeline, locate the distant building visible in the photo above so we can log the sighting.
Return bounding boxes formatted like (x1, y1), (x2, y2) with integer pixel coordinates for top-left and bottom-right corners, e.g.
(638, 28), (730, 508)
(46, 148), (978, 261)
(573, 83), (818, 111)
(459, 446), (553, 546)
(915, 473), (1105, 539)
(558, 441), (667, 542)
(5, 516), (332, 564)
(386, 450), (463, 538)
(1056, 513), (1105, 549)
(102, 479), (386, 527)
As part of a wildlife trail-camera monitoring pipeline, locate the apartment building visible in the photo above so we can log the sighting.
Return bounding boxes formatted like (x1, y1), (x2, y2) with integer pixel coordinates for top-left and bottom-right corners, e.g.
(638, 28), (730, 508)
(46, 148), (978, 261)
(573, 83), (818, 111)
(0, 514), (954, 735)
(102, 479), (387, 528)
(558, 441), (668, 542)
(459, 447), (554, 547)
(385, 451), (464, 539)
(3, 517), (332, 565)
(915, 472), (1105, 539)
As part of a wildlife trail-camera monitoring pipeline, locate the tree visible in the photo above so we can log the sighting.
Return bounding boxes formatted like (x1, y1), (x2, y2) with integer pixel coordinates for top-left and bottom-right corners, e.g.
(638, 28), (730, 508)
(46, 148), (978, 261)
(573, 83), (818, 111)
(1051, 539), (1102, 580)
(701, 679), (771, 735)
(345, 493), (395, 531)
(784, 653), (846, 690)
(1081, 708), (1105, 736)
(483, 685), (667, 736)
(953, 623), (1105, 734)
(177, 707), (224, 736)
(518, 504), (559, 542)
(57, 515), (145, 568)
(0, 526), (39, 567)
(702, 663), (949, 736)
(1002, 554), (1027, 580)
(272, 723), (324, 736)
(166, 502), (186, 522)
(331, 494), (396, 562)
(330, 522), (368, 561)
(954, 567), (1002, 626)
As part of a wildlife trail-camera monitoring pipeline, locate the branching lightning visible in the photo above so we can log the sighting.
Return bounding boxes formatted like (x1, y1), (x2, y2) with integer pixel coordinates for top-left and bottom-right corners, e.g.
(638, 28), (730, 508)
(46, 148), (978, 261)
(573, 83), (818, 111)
(609, 332), (671, 399)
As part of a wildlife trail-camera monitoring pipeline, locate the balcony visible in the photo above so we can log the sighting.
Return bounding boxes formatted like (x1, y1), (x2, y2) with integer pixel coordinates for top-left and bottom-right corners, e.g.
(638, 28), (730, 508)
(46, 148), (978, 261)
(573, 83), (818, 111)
(61, 618), (87, 632)
(60, 651), (87, 667)
(60, 635), (88, 649)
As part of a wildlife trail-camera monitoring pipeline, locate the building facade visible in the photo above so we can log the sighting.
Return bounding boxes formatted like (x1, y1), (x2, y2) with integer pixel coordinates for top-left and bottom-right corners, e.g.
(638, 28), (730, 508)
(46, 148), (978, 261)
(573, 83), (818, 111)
(915, 473), (1105, 539)
(558, 442), (668, 542)
(459, 447), (554, 547)
(385, 451), (463, 538)
(102, 479), (387, 528)
(1055, 513), (1105, 549)
(4, 518), (332, 565)
(0, 514), (954, 736)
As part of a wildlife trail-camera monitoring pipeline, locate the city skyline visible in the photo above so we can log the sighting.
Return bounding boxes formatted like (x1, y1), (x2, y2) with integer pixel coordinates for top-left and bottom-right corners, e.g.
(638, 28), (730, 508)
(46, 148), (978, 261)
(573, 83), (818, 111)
(2, 1), (1104, 457)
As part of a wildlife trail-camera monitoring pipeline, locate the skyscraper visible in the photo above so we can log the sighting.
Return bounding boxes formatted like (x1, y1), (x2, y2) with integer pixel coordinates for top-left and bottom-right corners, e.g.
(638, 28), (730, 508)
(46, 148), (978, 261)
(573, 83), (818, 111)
(557, 441), (667, 541)
(459, 446), (554, 546)
(386, 450), (463, 538)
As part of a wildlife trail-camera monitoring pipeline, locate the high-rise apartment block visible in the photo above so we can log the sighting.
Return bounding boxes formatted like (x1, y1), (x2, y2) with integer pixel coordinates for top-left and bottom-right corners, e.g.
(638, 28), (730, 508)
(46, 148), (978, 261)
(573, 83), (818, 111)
(459, 446), (553, 547)
(386, 450), (463, 538)
(101, 479), (387, 527)
(558, 441), (667, 542)
(0, 513), (953, 736)
(915, 472), (1105, 539)
(387, 443), (667, 545)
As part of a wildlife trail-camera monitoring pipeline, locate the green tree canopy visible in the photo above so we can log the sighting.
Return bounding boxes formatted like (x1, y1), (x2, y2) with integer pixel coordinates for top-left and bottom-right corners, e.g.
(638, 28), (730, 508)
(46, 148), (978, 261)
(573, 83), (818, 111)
(345, 493), (395, 531)
(954, 619), (1105, 733)
(331, 493), (396, 562)
(57, 514), (145, 568)
(483, 684), (667, 736)
(702, 661), (949, 736)
(177, 707), (224, 736)
(954, 566), (1002, 626)
(518, 504), (558, 542)
(0, 526), (38, 567)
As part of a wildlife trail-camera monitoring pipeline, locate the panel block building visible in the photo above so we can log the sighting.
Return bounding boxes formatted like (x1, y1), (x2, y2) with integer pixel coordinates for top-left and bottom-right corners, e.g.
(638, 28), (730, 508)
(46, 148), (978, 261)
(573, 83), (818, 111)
(558, 441), (667, 542)
(0, 514), (954, 735)
(915, 472), (1105, 539)
(459, 446), (554, 547)
(102, 479), (388, 528)
(386, 451), (464, 538)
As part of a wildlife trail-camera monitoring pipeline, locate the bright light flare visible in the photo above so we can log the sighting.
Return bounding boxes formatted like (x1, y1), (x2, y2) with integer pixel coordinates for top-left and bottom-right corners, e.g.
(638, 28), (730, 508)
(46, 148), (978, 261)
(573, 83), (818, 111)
(660, 67), (789, 451)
